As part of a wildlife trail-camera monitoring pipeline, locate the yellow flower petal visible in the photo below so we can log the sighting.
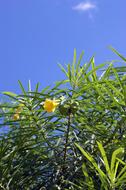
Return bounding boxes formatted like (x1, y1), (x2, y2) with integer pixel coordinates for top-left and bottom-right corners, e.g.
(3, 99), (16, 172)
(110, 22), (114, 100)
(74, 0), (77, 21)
(13, 113), (20, 120)
(43, 99), (59, 113)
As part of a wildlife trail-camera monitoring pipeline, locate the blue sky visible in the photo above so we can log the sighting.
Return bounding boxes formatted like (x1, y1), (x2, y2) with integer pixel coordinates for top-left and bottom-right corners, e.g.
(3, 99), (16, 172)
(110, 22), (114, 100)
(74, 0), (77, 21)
(0, 0), (126, 93)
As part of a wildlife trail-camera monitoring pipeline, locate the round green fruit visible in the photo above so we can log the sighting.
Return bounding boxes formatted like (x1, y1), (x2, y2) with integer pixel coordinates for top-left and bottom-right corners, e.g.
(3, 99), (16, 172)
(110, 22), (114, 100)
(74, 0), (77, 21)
(59, 101), (79, 115)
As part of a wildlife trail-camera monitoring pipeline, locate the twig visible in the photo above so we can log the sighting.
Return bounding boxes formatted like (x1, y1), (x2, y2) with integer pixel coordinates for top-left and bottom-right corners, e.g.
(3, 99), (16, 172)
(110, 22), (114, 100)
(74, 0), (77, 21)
(63, 109), (71, 162)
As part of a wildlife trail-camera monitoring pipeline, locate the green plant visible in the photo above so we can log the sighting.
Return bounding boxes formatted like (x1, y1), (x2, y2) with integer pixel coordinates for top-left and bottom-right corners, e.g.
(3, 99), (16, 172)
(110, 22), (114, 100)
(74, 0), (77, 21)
(0, 48), (126, 189)
(75, 142), (126, 190)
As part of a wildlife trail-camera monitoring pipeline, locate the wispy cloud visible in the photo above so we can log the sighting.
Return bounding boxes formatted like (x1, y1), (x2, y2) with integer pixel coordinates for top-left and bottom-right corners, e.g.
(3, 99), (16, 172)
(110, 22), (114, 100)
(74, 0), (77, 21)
(72, 1), (96, 12)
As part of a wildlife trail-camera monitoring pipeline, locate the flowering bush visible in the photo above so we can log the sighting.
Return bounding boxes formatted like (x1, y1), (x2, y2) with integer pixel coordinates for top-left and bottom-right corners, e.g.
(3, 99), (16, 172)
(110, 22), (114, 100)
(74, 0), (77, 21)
(0, 48), (126, 190)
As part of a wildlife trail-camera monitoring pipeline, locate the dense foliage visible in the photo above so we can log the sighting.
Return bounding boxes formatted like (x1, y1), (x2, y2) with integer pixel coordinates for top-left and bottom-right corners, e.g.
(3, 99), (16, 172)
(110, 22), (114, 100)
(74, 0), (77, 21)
(0, 48), (126, 190)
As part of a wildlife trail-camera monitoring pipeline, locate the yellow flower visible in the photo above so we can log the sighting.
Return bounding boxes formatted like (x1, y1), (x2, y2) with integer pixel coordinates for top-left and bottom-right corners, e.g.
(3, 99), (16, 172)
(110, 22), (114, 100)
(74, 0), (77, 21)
(13, 104), (24, 120)
(13, 113), (20, 120)
(43, 99), (59, 112)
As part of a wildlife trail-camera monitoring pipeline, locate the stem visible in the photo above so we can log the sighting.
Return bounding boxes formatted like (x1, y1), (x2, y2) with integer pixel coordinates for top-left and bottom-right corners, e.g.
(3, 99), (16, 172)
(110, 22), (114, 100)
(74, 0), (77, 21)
(0, 184), (6, 190)
(63, 109), (71, 162)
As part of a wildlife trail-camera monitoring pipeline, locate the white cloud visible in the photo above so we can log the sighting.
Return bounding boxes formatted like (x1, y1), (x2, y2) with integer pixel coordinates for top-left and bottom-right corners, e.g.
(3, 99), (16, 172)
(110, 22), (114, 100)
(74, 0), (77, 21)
(72, 1), (96, 12)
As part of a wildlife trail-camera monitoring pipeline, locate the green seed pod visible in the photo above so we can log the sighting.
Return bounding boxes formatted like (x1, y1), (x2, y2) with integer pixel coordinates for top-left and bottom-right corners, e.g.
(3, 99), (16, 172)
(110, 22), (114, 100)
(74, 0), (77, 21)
(59, 104), (70, 116)
(59, 101), (79, 115)
(70, 101), (79, 114)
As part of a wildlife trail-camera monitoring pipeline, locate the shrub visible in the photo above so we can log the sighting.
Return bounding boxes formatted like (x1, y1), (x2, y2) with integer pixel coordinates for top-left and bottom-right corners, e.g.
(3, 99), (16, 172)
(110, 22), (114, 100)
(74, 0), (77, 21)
(0, 48), (126, 189)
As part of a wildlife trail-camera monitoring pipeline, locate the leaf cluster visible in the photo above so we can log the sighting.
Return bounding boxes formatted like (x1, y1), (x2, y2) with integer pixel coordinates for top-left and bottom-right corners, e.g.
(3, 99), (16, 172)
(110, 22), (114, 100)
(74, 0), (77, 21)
(0, 48), (126, 189)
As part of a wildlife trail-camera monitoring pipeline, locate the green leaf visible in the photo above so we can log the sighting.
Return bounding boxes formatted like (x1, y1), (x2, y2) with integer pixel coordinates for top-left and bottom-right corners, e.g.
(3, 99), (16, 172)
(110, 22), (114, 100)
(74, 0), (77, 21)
(41, 86), (50, 93)
(68, 64), (71, 81)
(76, 50), (84, 75)
(18, 80), (27, 95)
(111, 147), (124, 174)
(113, 161), (119, 182)
(102, 85), (124, 106)
(72, 48), (76, 77)
(97, 142), (111, 179)
(91, 57), (97, 81)
(99, 63), (113, 80)
(105, 81), (124, 98)
(28, 80), (31, 92)
(87, 63), (107, 78)
(110, 46), (126, 62)
(35, 82), (40, 92)
(116, 167), (126, 187)
(53, 80), (69, 90)
(2, 92), (17, 100)
(58, 63), (69, 78)
(116, 164), (126, 180)
(82, 163), (95, 190)
(75, 143), (107, 185)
